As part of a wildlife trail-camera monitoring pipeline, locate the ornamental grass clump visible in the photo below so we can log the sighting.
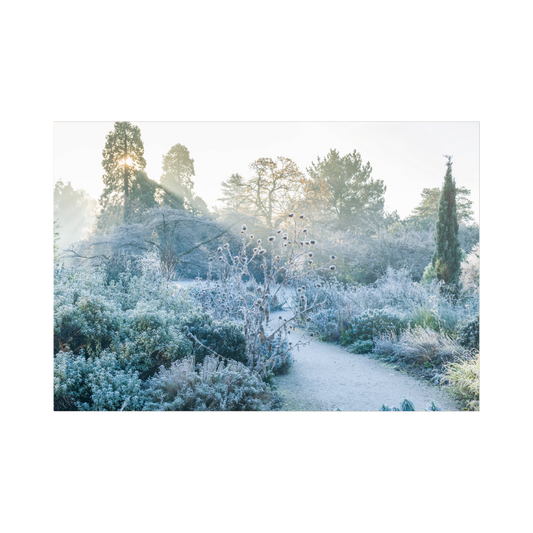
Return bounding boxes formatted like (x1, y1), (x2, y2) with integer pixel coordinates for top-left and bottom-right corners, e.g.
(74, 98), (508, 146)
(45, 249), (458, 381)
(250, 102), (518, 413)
(443, 351), (480, 411)
(392, 326), (467, 365)
(193, 215), (335, 375)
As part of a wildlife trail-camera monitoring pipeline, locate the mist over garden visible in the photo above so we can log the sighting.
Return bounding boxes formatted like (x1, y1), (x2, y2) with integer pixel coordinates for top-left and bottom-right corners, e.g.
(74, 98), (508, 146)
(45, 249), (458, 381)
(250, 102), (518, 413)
(54, 121), (479, 411)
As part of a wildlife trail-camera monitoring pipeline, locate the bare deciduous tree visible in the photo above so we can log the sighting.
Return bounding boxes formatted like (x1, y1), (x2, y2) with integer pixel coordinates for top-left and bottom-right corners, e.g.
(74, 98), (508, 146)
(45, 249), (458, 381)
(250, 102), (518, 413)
(65, 207), (238, 280)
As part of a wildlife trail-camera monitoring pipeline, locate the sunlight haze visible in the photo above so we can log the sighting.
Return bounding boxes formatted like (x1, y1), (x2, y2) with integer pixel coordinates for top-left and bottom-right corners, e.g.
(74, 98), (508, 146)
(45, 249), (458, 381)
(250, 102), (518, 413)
(54, 121), (479, 222)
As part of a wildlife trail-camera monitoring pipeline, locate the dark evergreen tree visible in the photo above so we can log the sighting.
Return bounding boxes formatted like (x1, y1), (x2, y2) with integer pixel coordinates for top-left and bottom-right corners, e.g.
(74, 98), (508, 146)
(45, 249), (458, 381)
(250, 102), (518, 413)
(432, 155), (462, 289)
(99, 122), (147, 227)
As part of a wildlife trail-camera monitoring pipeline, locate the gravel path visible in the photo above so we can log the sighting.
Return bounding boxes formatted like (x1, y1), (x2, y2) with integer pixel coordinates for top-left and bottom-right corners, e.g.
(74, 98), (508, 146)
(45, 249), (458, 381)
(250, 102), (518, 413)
(173, 280), (459, 411)
(272, 310), (459, 412)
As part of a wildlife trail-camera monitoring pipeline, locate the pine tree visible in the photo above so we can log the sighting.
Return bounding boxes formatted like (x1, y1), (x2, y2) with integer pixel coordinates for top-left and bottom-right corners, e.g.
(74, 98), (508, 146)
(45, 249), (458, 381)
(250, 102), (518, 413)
(432, 155), (462, 290)
(99, 122), (147, 227)
(306, 148), (386, 231)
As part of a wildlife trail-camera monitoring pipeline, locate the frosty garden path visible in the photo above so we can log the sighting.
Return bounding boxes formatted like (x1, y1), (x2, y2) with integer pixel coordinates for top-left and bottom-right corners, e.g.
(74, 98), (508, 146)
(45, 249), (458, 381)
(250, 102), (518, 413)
(174, 280), (459, 412)
(272, 309), (459, 411)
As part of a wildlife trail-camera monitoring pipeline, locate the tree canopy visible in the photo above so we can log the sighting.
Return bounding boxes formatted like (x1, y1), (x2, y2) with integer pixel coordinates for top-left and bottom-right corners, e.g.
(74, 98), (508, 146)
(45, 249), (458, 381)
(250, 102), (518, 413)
(99, 122), (148, 227)
(218, 157), (307, 231)
(160, 144), (196, 210)
(411, 186), (474, 225)
(54, 180), (96, 246)
(306, 149), (386, 231)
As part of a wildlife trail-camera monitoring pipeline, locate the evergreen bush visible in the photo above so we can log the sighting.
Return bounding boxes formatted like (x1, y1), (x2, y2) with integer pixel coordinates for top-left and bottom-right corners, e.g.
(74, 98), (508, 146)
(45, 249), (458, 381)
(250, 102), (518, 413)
(181, 311), (247, 366)
(457, 314), (479, 351)
(346, 309), (408, 345)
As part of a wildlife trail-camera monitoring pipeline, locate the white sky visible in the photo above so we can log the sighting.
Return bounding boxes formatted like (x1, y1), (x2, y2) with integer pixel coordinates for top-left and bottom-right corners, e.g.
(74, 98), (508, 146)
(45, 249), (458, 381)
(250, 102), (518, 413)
(54, 121), (479, 222)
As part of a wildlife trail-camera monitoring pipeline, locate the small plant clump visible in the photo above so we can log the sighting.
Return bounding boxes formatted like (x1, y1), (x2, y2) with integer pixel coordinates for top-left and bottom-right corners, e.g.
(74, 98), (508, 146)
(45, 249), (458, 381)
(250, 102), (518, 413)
(379, 399), (441, 411)
(456, 314), (479, 351)
(144, 356), (275, 411)
(443, 351), (479, 411)
(345, 309), (408, 347)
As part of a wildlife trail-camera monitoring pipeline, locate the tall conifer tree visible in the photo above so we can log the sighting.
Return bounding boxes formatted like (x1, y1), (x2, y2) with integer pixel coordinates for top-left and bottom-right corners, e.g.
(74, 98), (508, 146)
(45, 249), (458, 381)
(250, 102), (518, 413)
(99, 122), (147, 227)
(432, 155), (462, 289)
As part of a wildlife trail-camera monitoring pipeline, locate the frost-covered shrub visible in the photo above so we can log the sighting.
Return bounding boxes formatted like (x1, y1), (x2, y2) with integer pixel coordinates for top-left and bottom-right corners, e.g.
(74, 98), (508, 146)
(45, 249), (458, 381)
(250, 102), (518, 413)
(308, 308), (343, 342)
(346, 310), (408, 345)
(54, 292), (120, 355)
(349, 339), (374, 354)
(54, 350), (146, 411)
(181, 311), (247, 366)
(54, 351), (92, 410)
(80, 351), (146, 411)
(457, 314), (479, 351)
(60, 249), (194, 315)
(144, 356), (274, 411)
(114, 302), (192, 379)
(257, 334), (293, 375)
(372, 332), (399, 358)
(304, 267), (468, 342)
(54, 257), (196, 357)
(460, 243), (479, 295)
(101, 251), (143, 285)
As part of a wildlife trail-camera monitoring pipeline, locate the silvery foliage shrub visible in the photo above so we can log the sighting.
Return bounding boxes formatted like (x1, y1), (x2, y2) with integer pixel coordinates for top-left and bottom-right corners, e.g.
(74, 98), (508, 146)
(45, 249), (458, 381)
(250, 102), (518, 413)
(180, 311), (247, 366)
(101, 251), (143, 285)
(191, 215), (334, 375)
(305, 267), (470, 340)
(257, 335), (293, 376)
(103, 251), (195, 314)
(306, 308), (342, 342)
(460, 243), (479, 295)
(346, 310), (408, 345)
(54, 350), (146, 411)
(52, 252), (194, 315)
(144, 355), (274, 411)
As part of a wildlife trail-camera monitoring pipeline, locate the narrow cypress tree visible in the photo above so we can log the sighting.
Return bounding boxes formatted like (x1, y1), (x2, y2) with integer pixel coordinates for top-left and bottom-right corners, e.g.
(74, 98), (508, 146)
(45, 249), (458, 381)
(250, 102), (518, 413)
(432, 155), (462, 290)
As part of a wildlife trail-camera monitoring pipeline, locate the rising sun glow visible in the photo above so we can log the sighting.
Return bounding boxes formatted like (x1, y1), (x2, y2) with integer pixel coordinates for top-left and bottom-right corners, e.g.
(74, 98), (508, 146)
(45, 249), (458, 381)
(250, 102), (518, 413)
(121, 157), (133, 166)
